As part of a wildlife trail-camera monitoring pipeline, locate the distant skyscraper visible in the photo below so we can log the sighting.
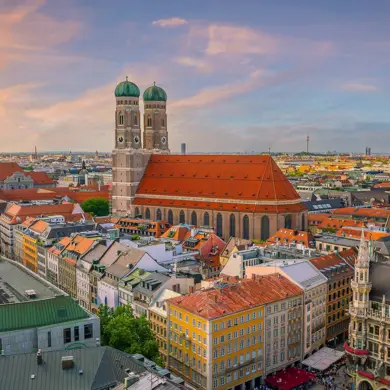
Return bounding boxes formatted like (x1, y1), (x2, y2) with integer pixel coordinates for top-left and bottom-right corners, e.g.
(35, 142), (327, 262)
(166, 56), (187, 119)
(181, 143), (186, 154)
(365, 147), (371, 156)
(306, 135), (310, 154)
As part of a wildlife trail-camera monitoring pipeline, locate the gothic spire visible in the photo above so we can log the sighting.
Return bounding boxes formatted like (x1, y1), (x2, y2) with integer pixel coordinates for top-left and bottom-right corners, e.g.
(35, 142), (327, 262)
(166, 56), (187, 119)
(357, 228), (370, 268)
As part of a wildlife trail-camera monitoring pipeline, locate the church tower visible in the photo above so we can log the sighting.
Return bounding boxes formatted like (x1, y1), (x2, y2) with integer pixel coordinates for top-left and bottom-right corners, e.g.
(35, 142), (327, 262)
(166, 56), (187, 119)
(143, 83), (169, 152)
(349, 230), (372, 351)
(112, 78), (151, 216)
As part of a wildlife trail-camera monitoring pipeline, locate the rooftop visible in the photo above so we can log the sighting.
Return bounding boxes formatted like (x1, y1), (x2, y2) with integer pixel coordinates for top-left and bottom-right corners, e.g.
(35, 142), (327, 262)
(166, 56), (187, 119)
(169, 274), (302, 320)
(0, 259), (62, 304)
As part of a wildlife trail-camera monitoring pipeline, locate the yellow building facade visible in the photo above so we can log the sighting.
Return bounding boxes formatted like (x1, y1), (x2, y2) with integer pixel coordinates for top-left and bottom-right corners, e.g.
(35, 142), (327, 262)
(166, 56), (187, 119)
(23, 235), (38, 273)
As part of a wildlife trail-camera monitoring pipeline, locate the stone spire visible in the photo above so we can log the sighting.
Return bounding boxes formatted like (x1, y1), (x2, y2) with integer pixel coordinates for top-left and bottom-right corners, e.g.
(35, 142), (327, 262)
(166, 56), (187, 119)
(356, 229), (370, 268)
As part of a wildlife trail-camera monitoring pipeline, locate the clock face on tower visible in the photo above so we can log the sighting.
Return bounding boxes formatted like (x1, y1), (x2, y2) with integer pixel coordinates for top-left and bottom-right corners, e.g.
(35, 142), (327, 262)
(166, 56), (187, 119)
(161, 136), (167, 145)
(134, 136), (140, 145)
(117, 136), (124, 145)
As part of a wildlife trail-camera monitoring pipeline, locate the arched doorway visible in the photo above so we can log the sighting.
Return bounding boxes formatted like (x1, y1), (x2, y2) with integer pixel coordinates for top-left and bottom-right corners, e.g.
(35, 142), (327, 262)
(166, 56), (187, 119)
(216, 213), (223, 237)
(191, 211), (197, 226)
(261, 216), (269, 240)
(358, 381), (374, 390)
(229, 214), (236, 238)
(203, 212), (210, 227)
(285, 214), (292, 229)
(168, 210), (173, 225)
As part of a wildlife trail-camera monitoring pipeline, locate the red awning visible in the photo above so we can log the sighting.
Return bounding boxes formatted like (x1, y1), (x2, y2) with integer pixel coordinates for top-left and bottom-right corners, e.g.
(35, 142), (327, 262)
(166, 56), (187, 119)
(265, 367), (316, 390)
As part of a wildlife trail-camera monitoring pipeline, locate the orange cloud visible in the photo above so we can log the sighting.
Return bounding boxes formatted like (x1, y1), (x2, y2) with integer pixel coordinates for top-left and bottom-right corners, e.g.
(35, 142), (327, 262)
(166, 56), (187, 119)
(175, 57), (213, 72)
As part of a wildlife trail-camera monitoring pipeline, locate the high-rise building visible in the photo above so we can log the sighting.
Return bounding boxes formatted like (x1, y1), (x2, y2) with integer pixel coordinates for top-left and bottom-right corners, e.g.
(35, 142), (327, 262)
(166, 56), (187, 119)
(365, 147), (372, 156)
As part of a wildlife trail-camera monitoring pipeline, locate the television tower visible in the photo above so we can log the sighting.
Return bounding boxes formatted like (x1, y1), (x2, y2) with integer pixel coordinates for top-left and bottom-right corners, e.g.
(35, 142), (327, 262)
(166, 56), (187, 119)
(306, 135), (310, 154)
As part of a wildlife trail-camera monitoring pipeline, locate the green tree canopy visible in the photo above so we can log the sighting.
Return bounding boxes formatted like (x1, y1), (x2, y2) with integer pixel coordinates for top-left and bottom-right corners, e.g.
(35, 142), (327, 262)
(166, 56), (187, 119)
(81, 197), (109, 216)
(98, 304), (162, 365)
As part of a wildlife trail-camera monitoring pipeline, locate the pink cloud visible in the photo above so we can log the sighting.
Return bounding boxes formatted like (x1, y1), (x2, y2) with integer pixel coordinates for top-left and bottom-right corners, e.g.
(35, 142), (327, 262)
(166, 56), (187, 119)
(341, 82), (378, 92)
(152, 18), (188, 28)
(175, 56), (213, 72)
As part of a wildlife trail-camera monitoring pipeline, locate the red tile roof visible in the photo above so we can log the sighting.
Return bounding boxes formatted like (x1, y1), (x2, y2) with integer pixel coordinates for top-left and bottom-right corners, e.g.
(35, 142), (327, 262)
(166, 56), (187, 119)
(169, 274), (302, 320)
(333, 207), (390, 219)
(28, 171), (53, 185)
(0, 162), (24, 180)
(134, 155), (305, 213)
(309, 248), (357, 271)
(267, 228), (314, 247)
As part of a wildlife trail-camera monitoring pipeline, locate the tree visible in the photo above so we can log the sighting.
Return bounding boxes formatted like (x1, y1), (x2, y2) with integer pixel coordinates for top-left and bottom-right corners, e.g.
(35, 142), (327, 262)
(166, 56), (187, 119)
(98, 304), (162, 365)
(81, 198), (109, 216)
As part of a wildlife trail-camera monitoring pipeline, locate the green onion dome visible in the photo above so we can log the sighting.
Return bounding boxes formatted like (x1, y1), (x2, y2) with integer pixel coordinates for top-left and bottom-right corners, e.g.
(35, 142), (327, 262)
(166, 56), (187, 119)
(114, 77), (140, 97)
(143, 83), (167, 102)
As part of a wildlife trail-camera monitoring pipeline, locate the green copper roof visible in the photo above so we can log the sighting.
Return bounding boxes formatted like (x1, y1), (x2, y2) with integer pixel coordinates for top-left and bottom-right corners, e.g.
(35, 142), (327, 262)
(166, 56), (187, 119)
(115, 77), (140, 97)
(143, 83), (167, 101)
(0, 296), (89, 332)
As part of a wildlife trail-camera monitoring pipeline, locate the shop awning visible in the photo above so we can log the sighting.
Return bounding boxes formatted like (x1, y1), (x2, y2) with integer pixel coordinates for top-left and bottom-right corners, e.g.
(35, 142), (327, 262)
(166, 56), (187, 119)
(302, 347), (345, 371)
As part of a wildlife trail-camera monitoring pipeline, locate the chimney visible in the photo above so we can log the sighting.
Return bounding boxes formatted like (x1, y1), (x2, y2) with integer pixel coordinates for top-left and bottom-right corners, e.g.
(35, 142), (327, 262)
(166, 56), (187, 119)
(61, 356), (74, 370)
(252, 274), (256, 280)
(37, 349), (43, 365)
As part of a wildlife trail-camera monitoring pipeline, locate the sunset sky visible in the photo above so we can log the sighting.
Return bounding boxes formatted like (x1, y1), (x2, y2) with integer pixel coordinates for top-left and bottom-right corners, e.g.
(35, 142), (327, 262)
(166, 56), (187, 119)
(1, 0), (390, 153)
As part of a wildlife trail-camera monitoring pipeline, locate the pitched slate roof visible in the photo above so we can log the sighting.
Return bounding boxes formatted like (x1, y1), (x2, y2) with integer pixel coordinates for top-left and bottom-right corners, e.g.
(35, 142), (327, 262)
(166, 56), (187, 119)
(134, 155), (305, 213)
(169, 274), (302, 320)
(0, 295), (89, 332)
(0, 346), (147, 390)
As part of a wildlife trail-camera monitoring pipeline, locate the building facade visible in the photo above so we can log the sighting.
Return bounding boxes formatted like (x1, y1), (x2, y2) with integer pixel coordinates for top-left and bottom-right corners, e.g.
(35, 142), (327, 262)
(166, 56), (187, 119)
(111, 78), (307, 241)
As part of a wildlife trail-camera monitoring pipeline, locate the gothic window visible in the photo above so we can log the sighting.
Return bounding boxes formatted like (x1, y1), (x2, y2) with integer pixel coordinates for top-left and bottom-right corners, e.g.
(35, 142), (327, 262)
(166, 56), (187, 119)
(261, 216), (270, 241)
(134, 207), (140, 217)
(180, 210), (185, 224)
(119, 112), (124, 125)
(134, 115), (138, 125)
(145, 208), (151, 220)
(191, 211), (197, 226)
(243, 215), (250, 239)
(156, 209), (162, 221)
(216, 213), (223, 237)
(301, 214), (305, 229)
(162, 118), (165, 127)
(168, 210), (173, 225)
(147, 117), (152, 127)
(229, 214), (236, 238)
(204, 212), (210, 227)
(285, 215), (292, 229)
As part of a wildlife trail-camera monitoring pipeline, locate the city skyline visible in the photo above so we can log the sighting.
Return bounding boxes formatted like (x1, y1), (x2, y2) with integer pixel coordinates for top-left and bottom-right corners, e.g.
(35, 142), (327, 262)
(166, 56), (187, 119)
(1, 0), (390, 153)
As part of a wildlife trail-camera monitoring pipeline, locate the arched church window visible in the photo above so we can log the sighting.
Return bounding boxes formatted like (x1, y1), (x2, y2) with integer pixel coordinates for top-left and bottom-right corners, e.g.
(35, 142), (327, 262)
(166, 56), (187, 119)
(156, 209), (162, 221)
(216, 213), (223, 237)
(134, 115), (138, 125)
(203, 212), (210, 227)
(229, 214), (236, 238)
(261, 216), (269, 241)
(285, 215), (292, 229)
(161, 118), (165, 127)
(147, 117), (152, 127)
(179, 211), (185, 224)
(243, 215), (249, 239)
(119, 113), (124, 125)
(145, 208), (150, 219)
(134, 207), (140, 217)
(168, 210), (173, 225)
(301, 214), (305, 230)
(124, 100), (128, 104)
(191, 211), (197, 226)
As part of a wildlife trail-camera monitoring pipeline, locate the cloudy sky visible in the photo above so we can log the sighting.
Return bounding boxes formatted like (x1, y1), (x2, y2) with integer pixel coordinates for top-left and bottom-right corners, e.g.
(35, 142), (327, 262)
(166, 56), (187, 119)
(1, 0), (390, 153)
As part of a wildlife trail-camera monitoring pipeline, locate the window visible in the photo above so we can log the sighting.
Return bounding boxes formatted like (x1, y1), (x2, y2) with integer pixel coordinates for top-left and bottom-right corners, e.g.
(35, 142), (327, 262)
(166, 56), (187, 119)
(134, 115), (138, 125)
(285, 215), (292, 229)
(63, 328), (71, 344)
(119, 112), (124, 125)
(156, 209), (162, 221)
(179, 210), (185, 224)
(243, 215), (250, 239)
(145, 208), (151, 219)
(84, 324), (93, 339)
(229, 214), (236, 238)
(168, 210), (173, 225)
(47, 331), (51, 348)
(147, 117), (152, 127)
(216, 213), (223, 237)
(191, 211), (197, 226)
(203, 212), (210, 227)
(261, 216), (270, 240)
(161, 118), (165, 127)
(74, 326), (79, 341)
(134, 207), (140, 217)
